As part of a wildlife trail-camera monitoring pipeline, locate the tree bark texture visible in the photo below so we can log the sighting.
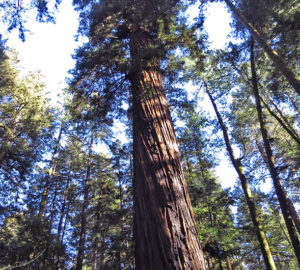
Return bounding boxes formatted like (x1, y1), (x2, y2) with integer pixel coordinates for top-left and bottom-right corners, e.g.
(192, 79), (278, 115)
(206, 88), (277, 270)
(223, 0), (300, 95)
(129, 29), (206, 270)
(250, 39), (300, 266)
(76, 123), (95, 270)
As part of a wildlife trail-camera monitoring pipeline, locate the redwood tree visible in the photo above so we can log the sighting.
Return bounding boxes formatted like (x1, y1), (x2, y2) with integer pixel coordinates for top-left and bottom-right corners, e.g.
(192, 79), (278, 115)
(71, 0), (206, 268)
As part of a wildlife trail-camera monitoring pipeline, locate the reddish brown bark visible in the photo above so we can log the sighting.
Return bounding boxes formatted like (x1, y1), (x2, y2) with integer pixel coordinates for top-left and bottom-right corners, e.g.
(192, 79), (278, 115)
(129, 29), (206, 270)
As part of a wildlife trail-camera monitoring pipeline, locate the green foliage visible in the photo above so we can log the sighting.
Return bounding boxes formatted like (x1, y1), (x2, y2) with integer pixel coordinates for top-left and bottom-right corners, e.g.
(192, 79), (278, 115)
(0, 45), (53, 210)
(176, 104), (239, 266)
(0, 212), (65, 269)
(0, 0), (299, 268)
(0, 0), (60, 41)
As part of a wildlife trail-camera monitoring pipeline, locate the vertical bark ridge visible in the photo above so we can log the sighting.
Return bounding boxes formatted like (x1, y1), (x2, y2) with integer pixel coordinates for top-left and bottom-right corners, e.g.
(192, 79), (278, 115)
(130, 29), (206, 270)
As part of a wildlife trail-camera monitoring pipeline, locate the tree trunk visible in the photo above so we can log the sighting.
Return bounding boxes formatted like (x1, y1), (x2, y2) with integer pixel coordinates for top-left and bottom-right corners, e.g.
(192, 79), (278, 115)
(57, 170), (72, 243)
(55, 170), (72, 270)
(225, 54), (299, 145)
(129, 29), (206, 270)
(286, 92), (299, 112)
(49, 180), (58, 227)
(92, 185), (102, 270)
(61, 207), (69, 245)
(207, 257), (214, 270)
(250, 38), (300, 265)
(76, 122), (95, 270)
(39, 121), (64, 215)
(43, 179), (58, 267)
(218, 256), (223, 270)
(92, 209), (100, 270)
(256, 141), (300, 235)
(259, 96), (300, 146)
(223, 0), (300, 95)
(226, 257), (233, 270)
(116, 156), (123, 270)
(206, 88), (276, 270)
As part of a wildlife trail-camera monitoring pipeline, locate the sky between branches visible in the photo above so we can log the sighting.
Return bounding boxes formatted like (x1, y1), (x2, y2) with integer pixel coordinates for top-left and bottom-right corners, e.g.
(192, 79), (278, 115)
(0, 0), (269, 191)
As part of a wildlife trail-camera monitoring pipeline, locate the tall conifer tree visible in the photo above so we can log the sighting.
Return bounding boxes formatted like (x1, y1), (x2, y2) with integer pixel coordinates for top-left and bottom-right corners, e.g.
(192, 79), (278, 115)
(71, 0), (206, 268)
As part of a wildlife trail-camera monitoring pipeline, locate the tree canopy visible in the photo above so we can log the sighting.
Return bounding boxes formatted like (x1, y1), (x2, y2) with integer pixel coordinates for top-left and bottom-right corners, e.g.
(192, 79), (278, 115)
(0, 0), (299, 269)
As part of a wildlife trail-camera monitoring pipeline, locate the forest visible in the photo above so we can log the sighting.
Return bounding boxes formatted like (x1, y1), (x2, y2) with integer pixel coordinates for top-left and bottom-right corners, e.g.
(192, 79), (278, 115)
(0, 0), (299, 269)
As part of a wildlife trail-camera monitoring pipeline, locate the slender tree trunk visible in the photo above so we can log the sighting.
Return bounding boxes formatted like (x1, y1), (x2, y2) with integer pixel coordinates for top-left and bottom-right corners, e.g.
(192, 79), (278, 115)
(276, 210), (292, 245)
(116, 156), (123, 270)
(226, 257), (233, 270)
(57, 170), (72, 243)
(76, 122), (95, 270)
(223, 0), (300, 95)
(55, 170), (72, 270)
(256, 141), (300, 235)
(259, 97), (300, 145)
(92, 202), (101, 270)
(206, 88), (276, 270)
(250, 38), (300, 265)
(39, 121), (64, 215)
(218, 256), (224, 270)
(183, 146), (193, 180)
(43, 179), (58, 267)
(207, 257), (214, 270)
(129, 29), (206, 270)
(49, 180), (58, 227)
(267, 97), (298, 134)
(225, 55), (299, 145)
(61, 207), (69, 245)
(286, 92), (299, 112)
